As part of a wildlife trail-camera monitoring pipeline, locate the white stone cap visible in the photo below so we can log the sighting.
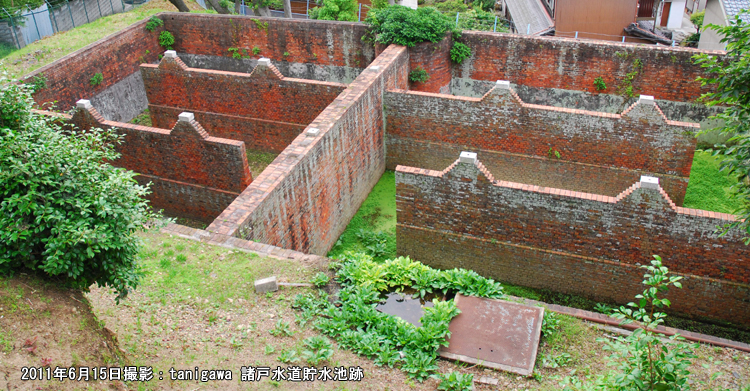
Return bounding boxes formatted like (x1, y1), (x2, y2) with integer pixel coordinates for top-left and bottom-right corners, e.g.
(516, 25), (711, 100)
(306, 127), (320, 137)
(370, 65), (380, 71)
(460, 151), (477, 164)
(640, 175), (659, 189)
(257, 58), (271, 66)
(496, 80), (511, 89)
(639, 95), (655, 104)
(178, 112), (195, 122)
(164, 50), (177, 58)
(76, 99), (92, 110)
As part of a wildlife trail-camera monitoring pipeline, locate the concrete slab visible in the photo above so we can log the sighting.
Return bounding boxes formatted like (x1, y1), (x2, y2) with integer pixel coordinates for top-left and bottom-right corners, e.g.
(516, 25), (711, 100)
(254, 276), (278, 293)
(438, 294), (544, 376)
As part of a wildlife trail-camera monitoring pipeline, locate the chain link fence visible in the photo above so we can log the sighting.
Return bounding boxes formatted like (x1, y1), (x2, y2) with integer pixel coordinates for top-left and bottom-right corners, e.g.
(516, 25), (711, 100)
(0, 0), (148, 50)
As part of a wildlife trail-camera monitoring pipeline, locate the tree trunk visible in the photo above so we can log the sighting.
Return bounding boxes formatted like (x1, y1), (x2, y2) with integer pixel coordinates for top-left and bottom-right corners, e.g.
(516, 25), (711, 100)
(206, 0), (231, 14)
(167, 0), (191, 12)
(235, 0), (242, 14)
(251, 0), (271, 16)
(283, 0), (292, 18)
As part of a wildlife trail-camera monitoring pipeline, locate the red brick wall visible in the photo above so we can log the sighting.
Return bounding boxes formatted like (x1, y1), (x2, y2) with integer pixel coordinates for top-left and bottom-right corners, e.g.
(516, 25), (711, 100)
(385, 85), (698, 204)
(25, 17), (162, 111)
(453, 31), (722, 102)
(149, 105), (305, 153)
(408, 35), (452, 93)
(161, 13), (375, 68)
(142, 56), (346, 126)
(395, 160), (750, 325)
(207, 45), (410, 255)
(68, 105), (251, 222)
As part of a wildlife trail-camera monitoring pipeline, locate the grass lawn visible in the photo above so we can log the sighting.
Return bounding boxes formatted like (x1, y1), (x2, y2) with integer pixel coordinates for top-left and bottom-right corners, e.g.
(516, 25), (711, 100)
(684, 150), (743, 214)
(327, 170), (397, 261)
(80, 231), (749, 390)
(1, 0), (211, 80)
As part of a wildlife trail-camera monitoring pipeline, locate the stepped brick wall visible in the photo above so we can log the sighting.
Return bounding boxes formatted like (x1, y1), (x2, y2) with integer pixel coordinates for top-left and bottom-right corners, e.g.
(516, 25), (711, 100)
(385, 84), (698, 204)
(70, 102), (250, 222)
(396, 157), (750, 325)
(208, 44), (410, 255)
(142, 55), (346, 152)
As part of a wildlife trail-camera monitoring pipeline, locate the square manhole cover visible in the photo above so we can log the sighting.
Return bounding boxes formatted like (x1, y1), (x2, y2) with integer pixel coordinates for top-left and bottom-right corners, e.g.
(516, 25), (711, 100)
(438, 294), (544, 376)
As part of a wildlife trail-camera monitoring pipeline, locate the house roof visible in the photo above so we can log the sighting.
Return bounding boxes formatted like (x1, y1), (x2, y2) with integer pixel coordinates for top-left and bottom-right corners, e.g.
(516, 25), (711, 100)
(504, 0), (554, 35)
(722, 0), (750, 23)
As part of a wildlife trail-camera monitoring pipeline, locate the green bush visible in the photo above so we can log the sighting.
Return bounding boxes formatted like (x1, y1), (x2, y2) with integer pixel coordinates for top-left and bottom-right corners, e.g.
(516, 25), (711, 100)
(450, 42), (471, 64)
(432, 0), (467, 13)
(159, 31), (175, 50)
(409, 66), (430, 83)
(309, 0), (358, 21)
(690, 10), (704, 32)
(145, 16), (163, 32)
(0, 75), (158, 302)
(593, 76), (607, 91)
(365, 6), (453, 47)
(89, 72), (103, 86)
(455, 8), (500, 31)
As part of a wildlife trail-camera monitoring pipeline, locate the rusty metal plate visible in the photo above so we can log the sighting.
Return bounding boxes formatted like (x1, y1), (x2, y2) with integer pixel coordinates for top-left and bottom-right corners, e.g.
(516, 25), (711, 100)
(438, 294), (544, 376)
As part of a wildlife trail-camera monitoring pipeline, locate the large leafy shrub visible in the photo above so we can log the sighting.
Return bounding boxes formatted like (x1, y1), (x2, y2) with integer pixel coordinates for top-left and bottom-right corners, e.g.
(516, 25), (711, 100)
(365, 6), (454, 47)
(308, 0), (358, 21)
(0, 74), (158, 301)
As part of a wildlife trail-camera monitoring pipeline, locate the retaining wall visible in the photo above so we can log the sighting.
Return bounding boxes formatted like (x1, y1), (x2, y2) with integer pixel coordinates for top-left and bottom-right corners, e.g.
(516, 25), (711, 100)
(208, 44), (410, 255)
(24, 17), (162, 114)
(385, 83), (699, 204)
(395, 158), (750, 325)
(453, 31), (722, 102)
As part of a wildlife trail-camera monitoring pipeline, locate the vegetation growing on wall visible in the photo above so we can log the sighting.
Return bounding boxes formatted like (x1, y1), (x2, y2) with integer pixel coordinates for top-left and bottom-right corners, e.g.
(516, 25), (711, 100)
(159, 30), (175, 50)
(409, 66), (430, 83)
(449, 42), (471, 64)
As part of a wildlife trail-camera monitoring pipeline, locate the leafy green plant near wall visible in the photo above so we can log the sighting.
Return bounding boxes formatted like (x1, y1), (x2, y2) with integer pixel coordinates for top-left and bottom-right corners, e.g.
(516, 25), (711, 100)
(293, 252), (503, 382)
(145, 16), (163, 32)
(89, 72), (103, 86)
(364, 6), (454, 47)
(25, 74), (47, 93)
(409, 66), (430, 83)
(593, 76), (606, 91)
(450, 42), (471, 64)
(617, 58), (643, 99)
(159, 31), (175, 50)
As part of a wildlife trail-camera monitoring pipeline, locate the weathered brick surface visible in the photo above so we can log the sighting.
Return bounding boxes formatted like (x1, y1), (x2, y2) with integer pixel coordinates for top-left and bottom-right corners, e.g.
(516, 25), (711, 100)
(136, 175), (238, 223)
(207, 45), (410, 255)
(142, 55), (346, 137)
(453, 31), (723, 102)
(149, 105), (305, 153)
(67, 105), (250, 222)
(386, 138), (689, 202)
(24, 17), (162, 111)
(71, 105), (251, 193)
(396, 160), (750, 324)
(162, 13), (375, 68)
(408, 35), (452, 93)
(385, 85), (697, 204)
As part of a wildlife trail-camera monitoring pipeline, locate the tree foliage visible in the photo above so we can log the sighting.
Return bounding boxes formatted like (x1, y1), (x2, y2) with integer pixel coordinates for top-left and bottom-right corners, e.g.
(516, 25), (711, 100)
(364, 5), (453, 47)
(0, 73), (159, 301)
(693, 13), (750, 243)
(309, 0), (358, 22)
